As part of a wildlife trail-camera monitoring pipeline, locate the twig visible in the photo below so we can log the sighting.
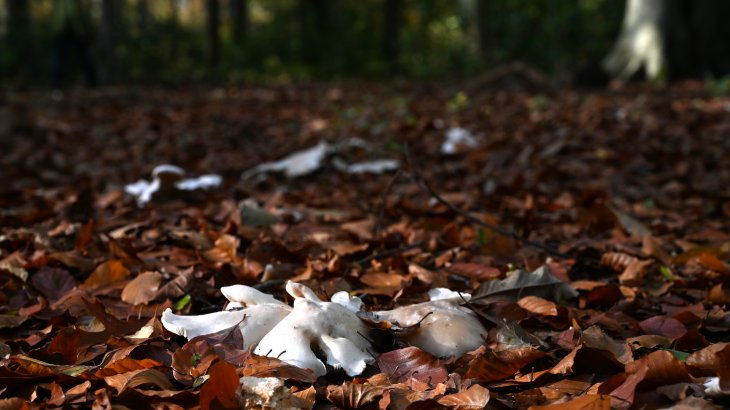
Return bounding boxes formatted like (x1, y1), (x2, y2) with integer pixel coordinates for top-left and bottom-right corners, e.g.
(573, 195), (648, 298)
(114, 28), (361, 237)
(376, 169), (404, 238)
(355, 241), (424, 268)
(403, 144), (574, 260)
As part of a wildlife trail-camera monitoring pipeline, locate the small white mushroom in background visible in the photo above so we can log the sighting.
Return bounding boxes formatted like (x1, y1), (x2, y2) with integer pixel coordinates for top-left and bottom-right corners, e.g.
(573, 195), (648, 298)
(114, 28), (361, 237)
(373, 288), (486, 358)
(124, 164), (222, 206)
(255, 281), (373, 377)
(161, 284), (291, 349)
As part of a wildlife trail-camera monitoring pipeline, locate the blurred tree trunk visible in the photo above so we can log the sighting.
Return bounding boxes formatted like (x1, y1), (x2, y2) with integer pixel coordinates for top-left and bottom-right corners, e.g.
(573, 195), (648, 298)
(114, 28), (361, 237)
(137, 0), (149, 30)
(206, 0), (221, 70)
(298, 0), (331, 67)
(6, 0), (31, 78)
(6, 0), (30, 42)
(475, 0), (490, 59)
(382, 0), (403, 71)
(230, 0), (248, 46)
(101, 0), (121, 83)
(604, 0), (730, 82)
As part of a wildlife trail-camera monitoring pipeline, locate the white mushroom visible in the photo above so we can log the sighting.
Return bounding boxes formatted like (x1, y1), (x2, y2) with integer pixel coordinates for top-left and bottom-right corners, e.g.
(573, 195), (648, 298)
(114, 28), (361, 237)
(254, 281), (373, 377)
(374, 288), (486, 358)
(161, 281), (485, 377)
(161, 284), (291, 349)
(124, 164), (221, 206)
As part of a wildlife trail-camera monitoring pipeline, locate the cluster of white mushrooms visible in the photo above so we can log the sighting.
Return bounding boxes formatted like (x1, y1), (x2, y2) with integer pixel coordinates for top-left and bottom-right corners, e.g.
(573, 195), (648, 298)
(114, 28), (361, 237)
(161, 281), (487, 377)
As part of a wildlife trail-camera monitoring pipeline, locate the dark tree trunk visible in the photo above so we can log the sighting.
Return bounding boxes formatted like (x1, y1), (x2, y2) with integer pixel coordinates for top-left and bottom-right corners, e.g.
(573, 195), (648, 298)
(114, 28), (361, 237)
(604, 0), (730, 81)
(7, 0), (30, 42)
(137, 0), (149, 31)
(382, 0), (403, 71)
(206, 0), (221, 70)
(475, 0), (490, 59)
(298, 0), (331, 67)
(230, 0), (248, 46)
(7, 0), (31, 67)
(101, 0), (122, 83)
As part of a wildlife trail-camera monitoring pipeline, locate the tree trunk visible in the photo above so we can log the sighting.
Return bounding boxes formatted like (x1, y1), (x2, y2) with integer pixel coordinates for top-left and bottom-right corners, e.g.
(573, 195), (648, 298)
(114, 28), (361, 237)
(7, 0), (31, 70)
(475, 0), (490, 59)
(101, 0), (122, 83)
(298, 0), (331, 67)
(604, 0), (730, 81)
(206, 0), (221, 70)
(229, 0), (248, 46)
(382, 0), (403, 71)
(137, 0), (149, 31)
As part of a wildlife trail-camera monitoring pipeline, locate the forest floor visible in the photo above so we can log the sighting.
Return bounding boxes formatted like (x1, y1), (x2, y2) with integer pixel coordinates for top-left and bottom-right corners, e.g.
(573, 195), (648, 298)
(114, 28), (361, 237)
(1, 80), (729, 409)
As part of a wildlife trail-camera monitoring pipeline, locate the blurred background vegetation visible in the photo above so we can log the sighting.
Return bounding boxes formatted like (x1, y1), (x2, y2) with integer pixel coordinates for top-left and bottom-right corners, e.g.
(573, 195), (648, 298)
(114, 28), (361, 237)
(0, 0), (625, 87)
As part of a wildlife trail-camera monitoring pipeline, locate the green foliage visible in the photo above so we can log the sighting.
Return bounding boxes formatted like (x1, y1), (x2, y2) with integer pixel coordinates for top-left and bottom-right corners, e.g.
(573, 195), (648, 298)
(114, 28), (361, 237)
(0, 0), (625, 86)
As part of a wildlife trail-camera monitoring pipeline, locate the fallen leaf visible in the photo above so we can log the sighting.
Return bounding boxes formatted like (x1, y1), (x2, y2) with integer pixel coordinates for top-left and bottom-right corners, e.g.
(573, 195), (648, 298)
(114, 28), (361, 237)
(377, 347), (448, 384)
(84, 260), (130, 290)
(437, 384), (490, 409)
(104, 368), (174, 394)
(518, 295), (558, 316)
(471, 265), (577, 304)
(466, 346), (545, 382)
(326, 381), (386, 410)
(121, 271), (162, 305)
(639, 316), (687, 339)
(528, 394), (611, 410)
(199, 361), (240, 410)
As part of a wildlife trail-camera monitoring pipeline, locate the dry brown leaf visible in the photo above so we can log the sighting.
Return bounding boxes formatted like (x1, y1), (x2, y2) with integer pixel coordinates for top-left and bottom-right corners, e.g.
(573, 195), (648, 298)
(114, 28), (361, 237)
(518, 295), (558, 316)
(618, 259), (652, 285)
(292, 386), (316, 410)
(96, 358), (163, 378)
(466, 346), (545, 382)
(84, 260), (129, 290)
(103, 368), (174, 394)
(436, 384), (490, 409)
(377, 346), (448, 384)
(326, 381), (386, 410)
(626, 350), (691, 388)
(447, 262), (501, 281)
(638, 316), (687, 339)
(708, 283), (730, 304)
(685, 342), (729, 376)
(121, 271), (162, 305)
(242, 354), (316, 383)
(199, 361), (240, 410)
(528, 394), (611, 410)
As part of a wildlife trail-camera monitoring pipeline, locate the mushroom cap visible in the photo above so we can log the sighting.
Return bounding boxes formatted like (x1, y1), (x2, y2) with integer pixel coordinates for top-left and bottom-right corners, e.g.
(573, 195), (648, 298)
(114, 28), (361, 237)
(255, 281), (373, 377)
(152, 164), (185, 178)
(375, 298), (485, 358)
(161, 304), (291, 349)
(221, 284), (287, 307)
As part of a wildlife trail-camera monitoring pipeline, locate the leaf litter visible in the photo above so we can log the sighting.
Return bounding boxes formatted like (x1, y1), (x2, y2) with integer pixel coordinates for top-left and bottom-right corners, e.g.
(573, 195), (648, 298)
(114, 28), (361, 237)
(1, 82), (730, 408)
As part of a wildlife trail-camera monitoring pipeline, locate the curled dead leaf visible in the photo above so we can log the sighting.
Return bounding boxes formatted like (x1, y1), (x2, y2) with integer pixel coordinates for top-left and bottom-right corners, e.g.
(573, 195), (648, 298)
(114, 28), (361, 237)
(326, 381), (386, 410)
(437, 384), (490, 409)
(103, 368), (174, 394)
(199, 361), (240, 410)
(466, 346), (545, 382)
(377, 347), (448, 384)
(518, 295), (558, 316)
(121, 271), (162, 306)
(84, 260), (129, 290)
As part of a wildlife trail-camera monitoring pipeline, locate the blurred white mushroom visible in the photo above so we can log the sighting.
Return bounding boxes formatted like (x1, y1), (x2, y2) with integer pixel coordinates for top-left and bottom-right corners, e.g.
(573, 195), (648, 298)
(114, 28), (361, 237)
(373, 288), (486, 358)
(124, 164), (221, 206)
(254, 281), (373, 377)
(441, 127), (478, 155)
(161, 284), (291, 349)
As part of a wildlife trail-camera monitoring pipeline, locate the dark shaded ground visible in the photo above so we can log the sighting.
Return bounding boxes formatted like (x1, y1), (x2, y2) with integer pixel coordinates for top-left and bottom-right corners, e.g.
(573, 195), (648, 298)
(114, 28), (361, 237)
(1, 81), (729, 409)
